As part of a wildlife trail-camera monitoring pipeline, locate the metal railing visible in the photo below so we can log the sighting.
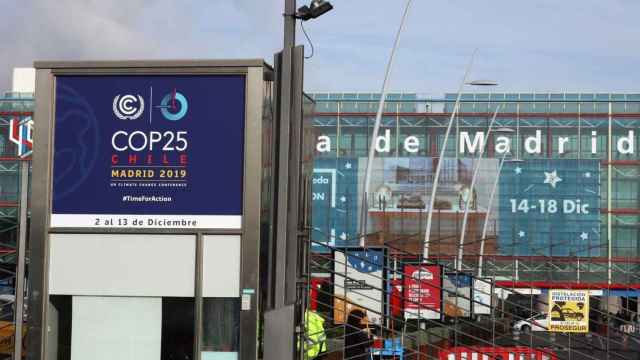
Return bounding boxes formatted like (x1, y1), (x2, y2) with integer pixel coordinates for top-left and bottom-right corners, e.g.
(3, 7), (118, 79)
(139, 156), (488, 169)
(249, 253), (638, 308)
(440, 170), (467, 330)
(300, 227), (640, 360)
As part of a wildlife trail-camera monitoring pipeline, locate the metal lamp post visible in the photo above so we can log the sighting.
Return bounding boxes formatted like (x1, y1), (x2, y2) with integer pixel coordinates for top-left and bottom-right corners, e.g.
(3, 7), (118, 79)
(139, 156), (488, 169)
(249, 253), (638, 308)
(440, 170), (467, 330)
(455, 105), (502, 271)
(477, 133), (521, 278)
(266, 2), (334, 359)
(360, 0), (413, 245)
(421, 64), (498, 259)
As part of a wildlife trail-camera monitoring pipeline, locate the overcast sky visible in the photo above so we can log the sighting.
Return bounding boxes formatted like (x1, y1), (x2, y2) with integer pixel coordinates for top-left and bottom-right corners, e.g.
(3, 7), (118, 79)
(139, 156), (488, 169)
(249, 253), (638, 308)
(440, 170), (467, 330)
(3, 0), (640, 94)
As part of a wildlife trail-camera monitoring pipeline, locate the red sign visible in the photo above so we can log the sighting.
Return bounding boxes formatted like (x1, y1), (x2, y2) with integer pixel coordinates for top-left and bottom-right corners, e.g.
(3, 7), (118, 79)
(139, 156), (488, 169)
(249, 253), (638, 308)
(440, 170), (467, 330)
(389, 279), (403, 317)
(403, 265), (441, 316)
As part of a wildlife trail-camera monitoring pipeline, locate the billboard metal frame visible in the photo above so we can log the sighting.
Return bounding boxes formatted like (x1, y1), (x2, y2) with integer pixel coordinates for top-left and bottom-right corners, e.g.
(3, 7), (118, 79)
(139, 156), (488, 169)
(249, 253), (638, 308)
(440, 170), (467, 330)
(28, 60), (272, 360)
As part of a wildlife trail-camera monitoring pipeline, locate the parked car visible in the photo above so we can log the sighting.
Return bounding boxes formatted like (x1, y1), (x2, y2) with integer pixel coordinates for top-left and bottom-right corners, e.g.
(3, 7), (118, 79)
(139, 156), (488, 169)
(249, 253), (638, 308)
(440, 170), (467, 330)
(513, 313), (549, 333)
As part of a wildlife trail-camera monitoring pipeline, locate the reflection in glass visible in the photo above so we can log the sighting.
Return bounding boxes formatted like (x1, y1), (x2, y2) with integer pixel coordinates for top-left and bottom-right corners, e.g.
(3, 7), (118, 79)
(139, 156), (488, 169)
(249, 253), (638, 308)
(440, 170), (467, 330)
(202, 298), (240, 354)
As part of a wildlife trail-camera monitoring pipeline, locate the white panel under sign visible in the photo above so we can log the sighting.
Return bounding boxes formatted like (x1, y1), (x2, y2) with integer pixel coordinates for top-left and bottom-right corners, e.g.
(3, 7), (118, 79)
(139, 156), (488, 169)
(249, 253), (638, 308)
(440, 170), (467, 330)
(202, 352), (238, 360)
(51, 214), (241, 229)
(203, 235), (241, 297)
(71, 296), (161, 360)
(333, 249), (384, 326)
(49, 234), (195, 296)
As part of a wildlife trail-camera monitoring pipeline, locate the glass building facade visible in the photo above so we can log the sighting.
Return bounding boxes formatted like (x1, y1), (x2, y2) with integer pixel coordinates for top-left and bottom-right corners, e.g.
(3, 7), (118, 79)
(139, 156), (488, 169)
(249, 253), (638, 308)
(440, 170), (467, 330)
(0, 90), (33, 351)
(310, 93), (640, 287)
(0, 91), (33, 287)
(4, 89), (640, 357)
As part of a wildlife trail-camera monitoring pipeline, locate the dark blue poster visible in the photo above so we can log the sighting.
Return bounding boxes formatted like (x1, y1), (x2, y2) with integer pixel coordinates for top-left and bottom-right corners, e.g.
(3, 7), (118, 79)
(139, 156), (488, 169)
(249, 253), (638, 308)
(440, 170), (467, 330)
(51, 75), (246, 229)
(499, 159), (600, 257)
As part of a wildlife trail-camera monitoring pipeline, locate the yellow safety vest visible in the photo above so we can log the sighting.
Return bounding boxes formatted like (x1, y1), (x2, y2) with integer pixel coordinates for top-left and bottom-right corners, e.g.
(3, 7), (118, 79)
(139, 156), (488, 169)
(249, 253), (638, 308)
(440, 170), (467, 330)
(304, 310), (327, 359)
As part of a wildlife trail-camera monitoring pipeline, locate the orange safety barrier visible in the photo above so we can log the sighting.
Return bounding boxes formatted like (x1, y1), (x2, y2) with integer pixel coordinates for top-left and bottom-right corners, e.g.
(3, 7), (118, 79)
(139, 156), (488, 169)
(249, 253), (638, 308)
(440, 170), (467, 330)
(438, 346), (558, 360)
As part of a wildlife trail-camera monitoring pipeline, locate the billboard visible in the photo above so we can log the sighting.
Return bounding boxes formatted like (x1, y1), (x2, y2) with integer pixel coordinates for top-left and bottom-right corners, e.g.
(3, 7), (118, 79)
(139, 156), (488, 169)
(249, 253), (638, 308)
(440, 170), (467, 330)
(389, 279), (403, 319)
(311, 157), (498, 249)
(548, 289), (589, 333)
(403, 264), (442, 320)
(443, 273), (472, 318)
(312, 159), (358, 248)
(51, 75), (246, 229)
(333, 249), (384, 325)
(473, 278), (492, 315)
(499, 159), (600, 256)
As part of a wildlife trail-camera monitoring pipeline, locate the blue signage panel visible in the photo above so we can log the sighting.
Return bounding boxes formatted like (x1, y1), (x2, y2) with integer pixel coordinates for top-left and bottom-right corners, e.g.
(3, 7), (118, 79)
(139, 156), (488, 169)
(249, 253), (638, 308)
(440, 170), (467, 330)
(51, 75), (246, 228)
(312, 158), (358, 249)
(499, 159), (600, 256)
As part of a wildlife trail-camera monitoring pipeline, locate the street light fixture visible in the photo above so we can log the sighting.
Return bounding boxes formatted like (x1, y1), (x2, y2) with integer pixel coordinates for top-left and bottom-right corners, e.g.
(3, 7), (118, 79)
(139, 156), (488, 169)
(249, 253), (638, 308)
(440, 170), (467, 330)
(295, 0), (334, 20)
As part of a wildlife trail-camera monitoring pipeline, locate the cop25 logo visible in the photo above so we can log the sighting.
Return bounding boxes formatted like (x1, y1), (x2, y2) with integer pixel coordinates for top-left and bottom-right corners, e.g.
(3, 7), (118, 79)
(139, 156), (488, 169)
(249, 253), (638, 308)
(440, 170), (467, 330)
(113, 94), (144, 120)
(158, 90), (188, 121)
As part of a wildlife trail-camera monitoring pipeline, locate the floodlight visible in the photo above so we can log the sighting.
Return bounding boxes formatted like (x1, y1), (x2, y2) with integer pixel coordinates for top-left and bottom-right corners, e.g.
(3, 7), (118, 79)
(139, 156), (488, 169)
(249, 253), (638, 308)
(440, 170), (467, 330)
(296, 0), (334, 21)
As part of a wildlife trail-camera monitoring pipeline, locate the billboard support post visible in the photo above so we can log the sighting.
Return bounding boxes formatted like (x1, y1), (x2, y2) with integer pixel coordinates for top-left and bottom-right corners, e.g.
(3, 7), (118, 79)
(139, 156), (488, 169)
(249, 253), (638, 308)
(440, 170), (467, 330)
(14, 160), (29, 360)
(265, 45), (305, 360)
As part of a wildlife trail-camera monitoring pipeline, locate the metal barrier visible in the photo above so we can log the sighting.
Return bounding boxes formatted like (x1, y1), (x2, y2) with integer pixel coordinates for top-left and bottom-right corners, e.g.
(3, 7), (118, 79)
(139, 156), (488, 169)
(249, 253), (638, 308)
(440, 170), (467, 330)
(302, 228), (640, 360)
